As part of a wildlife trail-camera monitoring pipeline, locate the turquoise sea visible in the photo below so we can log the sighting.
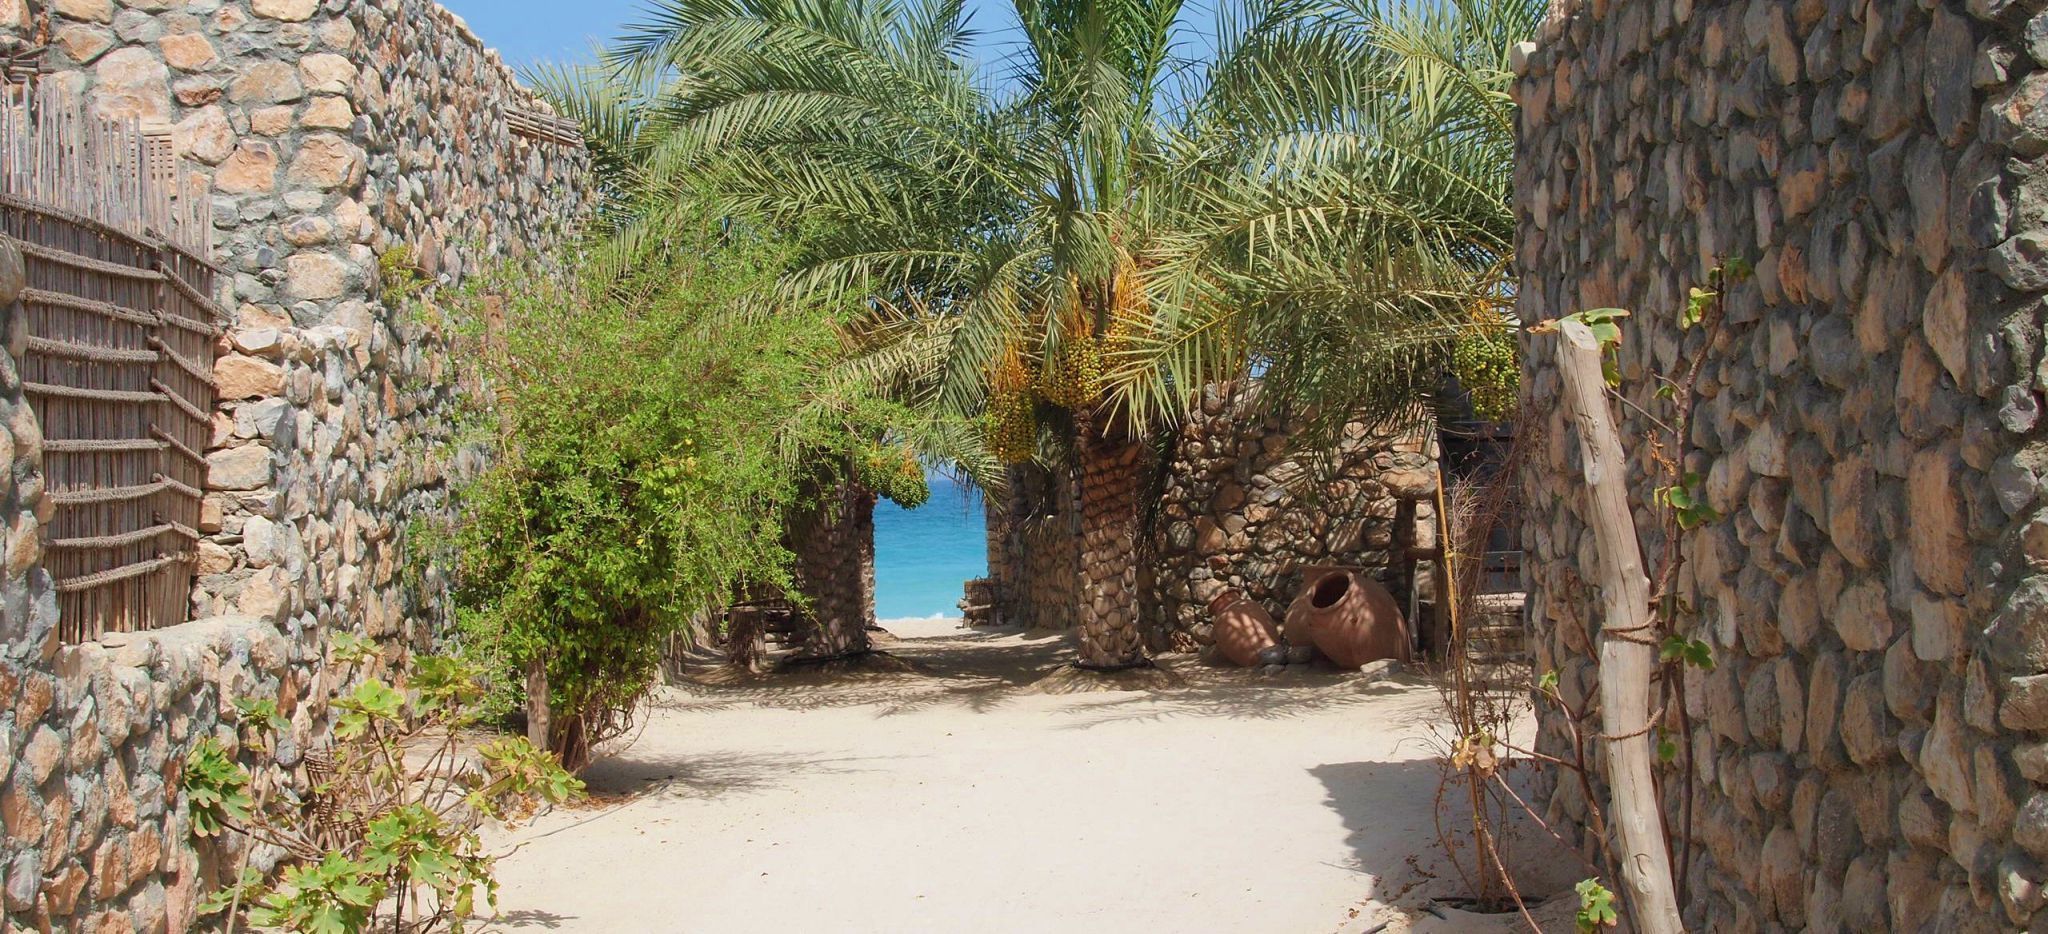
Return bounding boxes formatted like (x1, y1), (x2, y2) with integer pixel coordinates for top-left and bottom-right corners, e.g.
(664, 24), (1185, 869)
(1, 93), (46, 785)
(874, 472), (988, 619)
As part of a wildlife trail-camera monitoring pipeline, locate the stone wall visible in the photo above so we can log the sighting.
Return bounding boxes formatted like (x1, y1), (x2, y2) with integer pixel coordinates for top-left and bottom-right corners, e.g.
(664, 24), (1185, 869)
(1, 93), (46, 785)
(0, 0), (592, 929)
(792, 483), (877, 656)
(984, 390), (1439, 651)
(1149, 388), (1437, 652)
(1516, 0), (2048, 928)
(6, 617), (295, 932)
(988, 463), (1081, 630)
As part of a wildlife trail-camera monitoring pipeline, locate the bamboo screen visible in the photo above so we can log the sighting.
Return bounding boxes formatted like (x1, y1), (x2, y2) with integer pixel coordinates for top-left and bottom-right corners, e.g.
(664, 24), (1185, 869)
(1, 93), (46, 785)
(0, 83), (224, 642)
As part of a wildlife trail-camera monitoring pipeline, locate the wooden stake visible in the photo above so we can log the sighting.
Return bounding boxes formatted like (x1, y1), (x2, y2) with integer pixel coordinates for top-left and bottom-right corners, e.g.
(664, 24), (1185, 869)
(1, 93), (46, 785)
(1552, 319), (1684, 934)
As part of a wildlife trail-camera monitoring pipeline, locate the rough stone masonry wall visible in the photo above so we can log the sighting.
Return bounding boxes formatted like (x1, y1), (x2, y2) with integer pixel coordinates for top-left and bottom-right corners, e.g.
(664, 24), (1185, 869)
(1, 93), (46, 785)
(1517, 0), (2048, 928)
(792, 483), (878, 655)
(1149, 388), (1437, 651)
(989, 463), (1082, 630)
(0, 1), (592, 930)
(986, 389), (1438, 649)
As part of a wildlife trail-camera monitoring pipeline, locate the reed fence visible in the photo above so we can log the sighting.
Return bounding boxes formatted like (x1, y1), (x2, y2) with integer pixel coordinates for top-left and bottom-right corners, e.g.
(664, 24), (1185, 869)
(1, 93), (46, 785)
(0, 82), (223, 642)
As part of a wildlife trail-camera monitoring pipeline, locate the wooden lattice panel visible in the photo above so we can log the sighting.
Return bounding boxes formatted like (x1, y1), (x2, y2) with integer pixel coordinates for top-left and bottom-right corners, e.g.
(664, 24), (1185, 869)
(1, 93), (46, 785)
(0, 83), (222, 641)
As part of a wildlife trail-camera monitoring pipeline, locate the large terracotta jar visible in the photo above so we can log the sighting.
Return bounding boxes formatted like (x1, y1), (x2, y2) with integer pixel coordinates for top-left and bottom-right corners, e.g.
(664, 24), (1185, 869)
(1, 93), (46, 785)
(1284, 568), (1410, 669)
(1280, 570), (1329, 649)
(1208, 590), (1279, 667)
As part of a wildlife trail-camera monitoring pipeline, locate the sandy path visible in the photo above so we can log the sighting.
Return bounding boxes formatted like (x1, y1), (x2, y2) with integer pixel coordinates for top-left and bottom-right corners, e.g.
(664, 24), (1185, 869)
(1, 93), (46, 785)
(485, 619), (1573, 933)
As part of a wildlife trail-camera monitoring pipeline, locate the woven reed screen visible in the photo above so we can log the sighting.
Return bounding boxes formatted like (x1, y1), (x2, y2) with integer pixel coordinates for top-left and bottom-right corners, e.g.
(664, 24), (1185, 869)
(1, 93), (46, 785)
(0, 83), (222, 642)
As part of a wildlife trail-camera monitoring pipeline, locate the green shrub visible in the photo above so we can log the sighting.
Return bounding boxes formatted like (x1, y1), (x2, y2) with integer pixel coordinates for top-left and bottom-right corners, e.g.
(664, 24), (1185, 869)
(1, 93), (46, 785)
(443, 203), (923, 769)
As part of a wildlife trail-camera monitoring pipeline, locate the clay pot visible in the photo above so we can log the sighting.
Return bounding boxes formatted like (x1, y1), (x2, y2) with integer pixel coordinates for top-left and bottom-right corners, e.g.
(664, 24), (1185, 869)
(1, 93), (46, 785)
(1208, 590), (1279, 667)
(1281, 565), (1336, 649)
(1284, 568), (1410, 669)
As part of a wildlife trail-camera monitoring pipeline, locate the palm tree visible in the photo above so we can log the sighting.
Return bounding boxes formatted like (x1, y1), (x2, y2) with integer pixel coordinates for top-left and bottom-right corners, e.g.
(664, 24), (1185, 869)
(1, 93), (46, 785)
(547, 0), (1539, 671)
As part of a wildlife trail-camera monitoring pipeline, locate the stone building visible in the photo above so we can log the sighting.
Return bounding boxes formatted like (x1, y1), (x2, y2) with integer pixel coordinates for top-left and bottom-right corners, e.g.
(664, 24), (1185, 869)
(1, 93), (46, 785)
(0, 0), (591, 929)
(1517, 0), (2048, 927)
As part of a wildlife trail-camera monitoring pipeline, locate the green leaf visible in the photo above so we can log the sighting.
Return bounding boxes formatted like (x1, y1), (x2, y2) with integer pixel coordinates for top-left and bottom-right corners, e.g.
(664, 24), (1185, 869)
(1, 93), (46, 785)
(233, 696), (289, 735)
(328, 631), (376, 665)
(1683, 287), (1715, 328)
(1674, 502), (1720, 530)
(1654, 726), (1679, 763)
(1660, 635), (1716, 671)
(182, 738), (252, 838)
(1576, 878), (1619, 932)
(335, 680), (405, 738)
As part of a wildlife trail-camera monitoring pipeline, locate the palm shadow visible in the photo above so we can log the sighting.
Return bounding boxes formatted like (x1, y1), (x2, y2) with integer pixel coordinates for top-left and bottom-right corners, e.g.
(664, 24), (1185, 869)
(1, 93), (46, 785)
(658, 624), (1074, 718)
(488, 909), (575, 931)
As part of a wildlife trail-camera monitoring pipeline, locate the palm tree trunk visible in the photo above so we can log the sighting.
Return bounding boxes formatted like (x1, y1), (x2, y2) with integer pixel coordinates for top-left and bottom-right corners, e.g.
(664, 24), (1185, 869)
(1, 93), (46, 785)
(795, 481), (877, 657)
(1076, 420), (1147, 668)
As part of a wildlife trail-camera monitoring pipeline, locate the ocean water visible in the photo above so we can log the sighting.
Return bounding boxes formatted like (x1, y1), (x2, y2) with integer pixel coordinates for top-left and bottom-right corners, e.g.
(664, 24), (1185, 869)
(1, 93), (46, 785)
(874, 472), (988, 620)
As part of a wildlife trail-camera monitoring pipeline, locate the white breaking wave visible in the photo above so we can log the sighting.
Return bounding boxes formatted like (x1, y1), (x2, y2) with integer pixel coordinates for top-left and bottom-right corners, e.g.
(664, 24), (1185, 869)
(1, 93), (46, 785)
(877, 612), (962, 626)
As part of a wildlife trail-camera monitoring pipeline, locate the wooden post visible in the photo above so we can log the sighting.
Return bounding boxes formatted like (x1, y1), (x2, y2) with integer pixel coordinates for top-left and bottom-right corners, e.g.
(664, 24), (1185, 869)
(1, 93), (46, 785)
(1553, 319), (1684, 934)
(525, 659), (551, 752)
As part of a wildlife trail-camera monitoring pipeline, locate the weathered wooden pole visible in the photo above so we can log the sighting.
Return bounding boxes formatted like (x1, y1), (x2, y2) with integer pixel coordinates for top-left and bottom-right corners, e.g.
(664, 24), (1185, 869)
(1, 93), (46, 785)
(1552, 318), (1684, 934)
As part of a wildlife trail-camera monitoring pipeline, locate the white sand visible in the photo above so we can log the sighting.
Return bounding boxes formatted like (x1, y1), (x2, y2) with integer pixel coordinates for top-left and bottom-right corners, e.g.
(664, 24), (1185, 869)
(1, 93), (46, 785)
(484, 619), (1578, 933)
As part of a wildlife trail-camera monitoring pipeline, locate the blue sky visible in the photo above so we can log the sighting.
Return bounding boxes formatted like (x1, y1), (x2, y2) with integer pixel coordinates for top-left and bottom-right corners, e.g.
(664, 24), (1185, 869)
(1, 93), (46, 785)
(442, 0), (1034, 71)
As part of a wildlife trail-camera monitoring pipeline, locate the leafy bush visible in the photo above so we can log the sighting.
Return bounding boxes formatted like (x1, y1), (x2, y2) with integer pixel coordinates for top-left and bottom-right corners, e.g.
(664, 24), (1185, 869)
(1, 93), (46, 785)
(186, 646), (582, 933)
(443, 204), (924, 769)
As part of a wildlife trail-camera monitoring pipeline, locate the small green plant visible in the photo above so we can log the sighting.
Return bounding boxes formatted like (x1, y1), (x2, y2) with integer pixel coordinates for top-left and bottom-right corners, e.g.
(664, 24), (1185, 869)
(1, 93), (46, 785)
(250, 853), (383, 934)
(184, 738), (252, 839)
(1653, 473), (1719, 530)
(1658, 634), (1715, 672)
(1575, 878), (1619, 932)
(184, 654), (583, 933)
(1512, 259), (1756, 930)
(378, 246), (430, 307)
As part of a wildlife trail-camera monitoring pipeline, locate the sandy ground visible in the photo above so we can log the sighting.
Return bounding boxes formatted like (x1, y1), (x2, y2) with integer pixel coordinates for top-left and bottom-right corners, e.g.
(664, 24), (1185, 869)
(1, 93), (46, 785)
(484, 618), (1580, 934)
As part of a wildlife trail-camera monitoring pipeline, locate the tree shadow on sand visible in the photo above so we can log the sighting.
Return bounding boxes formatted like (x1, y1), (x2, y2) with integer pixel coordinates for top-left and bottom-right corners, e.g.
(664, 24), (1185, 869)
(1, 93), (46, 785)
(1046, 673), (1435, 730)
(655, 625), (1072, 717)
(655, 625), (1445, 727)
(1312, 758), (1585, 927)
(576, 749), (893, 799)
